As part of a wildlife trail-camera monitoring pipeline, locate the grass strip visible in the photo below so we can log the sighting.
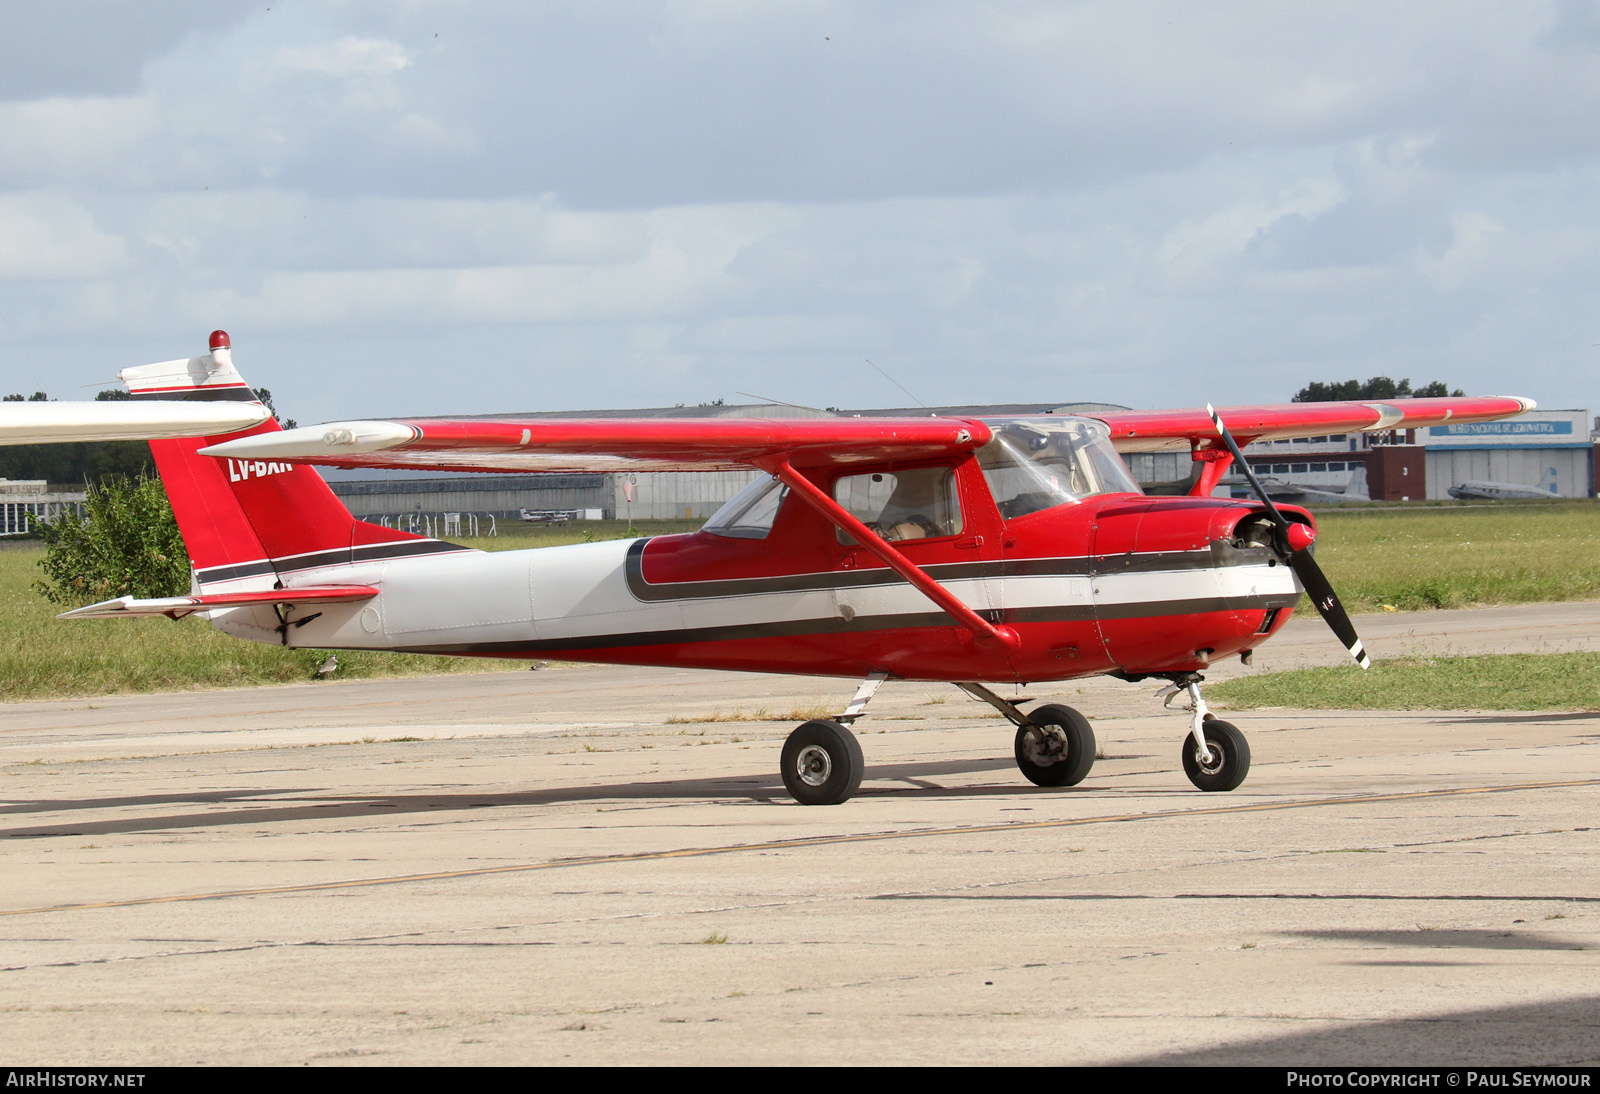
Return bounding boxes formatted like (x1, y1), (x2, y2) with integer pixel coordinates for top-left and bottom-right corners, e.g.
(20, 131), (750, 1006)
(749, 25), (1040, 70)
(1210, 653), (1600, 712)
(1312, 500), (1600, 612)
(6, 501), (1600, 701)
(0, 519), (700, 701)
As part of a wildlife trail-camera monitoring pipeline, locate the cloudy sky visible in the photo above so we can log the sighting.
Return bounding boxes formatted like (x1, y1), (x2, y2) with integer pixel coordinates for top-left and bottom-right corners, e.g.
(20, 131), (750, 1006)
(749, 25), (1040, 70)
(1, 1), (1596, 423)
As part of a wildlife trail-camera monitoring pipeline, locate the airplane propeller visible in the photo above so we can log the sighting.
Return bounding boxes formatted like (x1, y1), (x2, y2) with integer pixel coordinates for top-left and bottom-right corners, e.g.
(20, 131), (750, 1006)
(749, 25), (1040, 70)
(1206, 404), (1371, 670)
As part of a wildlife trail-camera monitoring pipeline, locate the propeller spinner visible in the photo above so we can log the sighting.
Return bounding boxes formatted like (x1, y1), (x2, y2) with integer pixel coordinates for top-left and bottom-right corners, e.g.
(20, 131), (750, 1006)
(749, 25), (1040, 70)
(1206, 404), (1371, 670)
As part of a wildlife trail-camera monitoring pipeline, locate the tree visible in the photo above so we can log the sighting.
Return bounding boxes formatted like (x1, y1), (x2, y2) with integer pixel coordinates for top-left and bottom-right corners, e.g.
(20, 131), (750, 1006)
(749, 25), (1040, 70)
(32, 474), (189, 605)
(1293, 377), (1464, 402)
(254, 388), (296, 430)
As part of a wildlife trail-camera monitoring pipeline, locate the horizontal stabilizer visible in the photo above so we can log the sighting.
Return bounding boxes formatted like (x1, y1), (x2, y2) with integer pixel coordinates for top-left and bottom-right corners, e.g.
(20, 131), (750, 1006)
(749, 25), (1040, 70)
(58, 585), (379, 621)
(0, 400), (268, 444)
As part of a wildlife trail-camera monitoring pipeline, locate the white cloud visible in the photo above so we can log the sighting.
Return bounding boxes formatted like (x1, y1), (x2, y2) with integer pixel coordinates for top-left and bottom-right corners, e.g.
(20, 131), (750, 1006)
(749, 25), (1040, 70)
(0, 97), (159, 188)
(0, 192), (129, 280)
(1154, 178), (1348, 287)
(1422, 212), (1508, 289)
(273, 37), (411, 78)
(0, 2), (1597, 421)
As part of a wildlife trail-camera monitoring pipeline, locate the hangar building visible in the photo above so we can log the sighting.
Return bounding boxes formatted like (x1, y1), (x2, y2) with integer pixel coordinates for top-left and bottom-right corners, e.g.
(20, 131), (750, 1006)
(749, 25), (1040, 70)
(1420, 409), (1593, 499)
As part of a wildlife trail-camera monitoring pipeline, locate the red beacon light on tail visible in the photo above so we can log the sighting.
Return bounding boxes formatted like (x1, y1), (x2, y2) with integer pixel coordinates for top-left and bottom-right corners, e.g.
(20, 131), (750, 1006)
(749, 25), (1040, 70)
(208, 330), (232, 371)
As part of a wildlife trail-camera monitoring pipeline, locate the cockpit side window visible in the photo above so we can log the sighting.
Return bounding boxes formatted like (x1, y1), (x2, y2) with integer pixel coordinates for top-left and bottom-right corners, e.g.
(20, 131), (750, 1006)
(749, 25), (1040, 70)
(703, 475), (788, 540)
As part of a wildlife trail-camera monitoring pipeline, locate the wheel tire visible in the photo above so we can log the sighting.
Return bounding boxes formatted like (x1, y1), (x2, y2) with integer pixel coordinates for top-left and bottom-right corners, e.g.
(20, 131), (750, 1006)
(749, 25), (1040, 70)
(781, 719), (864, 805)
(1181, 719), (1251, 792)
(1014, 703), (1095, 787)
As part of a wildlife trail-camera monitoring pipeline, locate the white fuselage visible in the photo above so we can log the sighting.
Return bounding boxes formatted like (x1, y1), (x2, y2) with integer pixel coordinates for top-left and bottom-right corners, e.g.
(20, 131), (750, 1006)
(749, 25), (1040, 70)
(202, 536), (1300, 679)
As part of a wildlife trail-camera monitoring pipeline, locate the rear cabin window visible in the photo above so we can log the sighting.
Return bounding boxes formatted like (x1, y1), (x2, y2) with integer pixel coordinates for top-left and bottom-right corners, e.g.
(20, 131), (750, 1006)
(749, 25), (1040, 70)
(833, 466), (963, 544)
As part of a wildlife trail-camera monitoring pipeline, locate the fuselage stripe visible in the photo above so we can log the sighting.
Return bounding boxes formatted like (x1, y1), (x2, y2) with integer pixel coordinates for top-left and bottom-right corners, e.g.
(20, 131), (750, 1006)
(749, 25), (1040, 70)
(380, 592), (1297, 656)
(195, 539), (474, 585)
(622, 538), (1276, 603)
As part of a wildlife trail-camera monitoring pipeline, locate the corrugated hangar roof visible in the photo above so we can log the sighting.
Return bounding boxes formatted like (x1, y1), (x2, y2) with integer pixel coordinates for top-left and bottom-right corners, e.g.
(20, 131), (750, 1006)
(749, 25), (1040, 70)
(441, 401), (1131, 420)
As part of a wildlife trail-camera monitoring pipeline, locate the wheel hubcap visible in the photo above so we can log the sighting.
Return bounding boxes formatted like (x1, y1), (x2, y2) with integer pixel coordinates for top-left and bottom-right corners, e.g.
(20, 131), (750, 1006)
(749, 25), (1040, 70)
(1022, 725), (1067, 766)
(796, 744), (833, 787)
(1195, 741), (1226, 775)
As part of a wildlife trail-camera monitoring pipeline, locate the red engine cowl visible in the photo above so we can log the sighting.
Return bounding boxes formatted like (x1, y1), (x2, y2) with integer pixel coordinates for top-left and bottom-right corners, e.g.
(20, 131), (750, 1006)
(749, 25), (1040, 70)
(1089, 497), (1307, 673)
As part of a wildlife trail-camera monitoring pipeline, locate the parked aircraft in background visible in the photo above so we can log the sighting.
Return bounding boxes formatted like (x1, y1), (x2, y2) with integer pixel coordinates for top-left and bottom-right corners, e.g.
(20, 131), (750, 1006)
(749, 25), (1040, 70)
(1448, 477), (1557, 501)
(61, 332), (1536, 804)
(1223, 465), (1370, 506)
(519, 508), (574, 524)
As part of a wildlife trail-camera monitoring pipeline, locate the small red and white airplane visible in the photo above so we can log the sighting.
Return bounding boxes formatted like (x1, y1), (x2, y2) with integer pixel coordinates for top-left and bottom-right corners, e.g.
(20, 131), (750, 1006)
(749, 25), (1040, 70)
(63, 332), (1535, 804)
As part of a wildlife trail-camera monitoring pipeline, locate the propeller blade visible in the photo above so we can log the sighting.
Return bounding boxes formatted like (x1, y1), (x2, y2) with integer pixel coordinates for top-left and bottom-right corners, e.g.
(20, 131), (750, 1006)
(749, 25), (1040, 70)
(1289, 547), (1371, 670)
(1206, 404), (1371, 671)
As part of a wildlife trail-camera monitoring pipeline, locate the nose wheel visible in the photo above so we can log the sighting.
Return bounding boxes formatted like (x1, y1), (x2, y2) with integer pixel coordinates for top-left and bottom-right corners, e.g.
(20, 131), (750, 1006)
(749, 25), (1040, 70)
(1182, 718), (1250, 791)
(1159, 675), (1252, 791)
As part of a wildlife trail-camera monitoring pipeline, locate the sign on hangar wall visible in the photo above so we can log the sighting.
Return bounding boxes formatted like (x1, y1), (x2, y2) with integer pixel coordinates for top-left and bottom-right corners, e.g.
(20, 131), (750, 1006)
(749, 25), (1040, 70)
(1423, 409), (1590, 448)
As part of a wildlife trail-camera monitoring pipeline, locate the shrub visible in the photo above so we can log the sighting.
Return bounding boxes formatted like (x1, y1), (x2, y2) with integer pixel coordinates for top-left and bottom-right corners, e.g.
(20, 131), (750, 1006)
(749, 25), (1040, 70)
(33, 474), (190, 604)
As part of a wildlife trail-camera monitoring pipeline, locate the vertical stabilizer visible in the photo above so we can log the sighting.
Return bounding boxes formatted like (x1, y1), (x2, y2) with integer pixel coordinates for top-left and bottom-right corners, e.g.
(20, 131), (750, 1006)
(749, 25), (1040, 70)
(1344, 463), (1369, 501)
(124, 331), (444, 589)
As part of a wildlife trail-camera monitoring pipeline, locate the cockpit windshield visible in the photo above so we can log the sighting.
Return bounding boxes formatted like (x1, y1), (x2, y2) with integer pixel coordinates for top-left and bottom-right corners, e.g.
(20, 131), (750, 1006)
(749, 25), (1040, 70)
(976, 417), (1140, 519)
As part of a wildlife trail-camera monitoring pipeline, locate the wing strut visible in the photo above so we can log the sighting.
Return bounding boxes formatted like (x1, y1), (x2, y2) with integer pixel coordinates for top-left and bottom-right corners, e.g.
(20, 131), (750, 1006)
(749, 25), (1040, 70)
(1189, 446), (1234, 497)
(765, 460), (1021, 656)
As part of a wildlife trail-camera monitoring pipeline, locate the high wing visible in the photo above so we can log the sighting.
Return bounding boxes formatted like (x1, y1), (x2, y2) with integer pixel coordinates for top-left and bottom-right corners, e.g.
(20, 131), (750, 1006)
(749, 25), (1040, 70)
(200, 416), (990, 473)
(1098, 396), (1536, 452)
(0, 401), (269, 444)
(198, 396), (1534, 473)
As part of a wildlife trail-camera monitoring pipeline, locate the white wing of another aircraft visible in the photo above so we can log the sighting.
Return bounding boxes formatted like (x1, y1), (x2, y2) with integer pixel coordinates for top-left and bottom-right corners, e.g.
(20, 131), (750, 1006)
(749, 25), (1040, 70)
(0, 401), (268, 444)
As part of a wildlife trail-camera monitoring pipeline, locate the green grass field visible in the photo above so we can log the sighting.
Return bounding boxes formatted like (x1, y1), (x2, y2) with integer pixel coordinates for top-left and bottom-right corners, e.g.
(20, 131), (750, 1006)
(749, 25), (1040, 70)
(2, 501), (1596, 703)
(1311, 500), (1600, 612)
(1210, 653), (1600, 712)
(0, 519), (699, 700)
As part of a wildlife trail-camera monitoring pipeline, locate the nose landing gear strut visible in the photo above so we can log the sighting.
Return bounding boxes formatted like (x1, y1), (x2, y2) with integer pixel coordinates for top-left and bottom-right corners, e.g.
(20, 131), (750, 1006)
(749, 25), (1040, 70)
(1157, 673), (1251, 792)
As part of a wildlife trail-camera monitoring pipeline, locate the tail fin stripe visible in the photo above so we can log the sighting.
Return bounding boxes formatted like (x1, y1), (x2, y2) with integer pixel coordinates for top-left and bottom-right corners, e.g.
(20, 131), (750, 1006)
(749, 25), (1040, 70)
(193, 539), (475, 584)
(130, 386), (257, 402)
(193, 560), (279, 584)
(276, 539), (475, 568)
(270, 541), (474, 576)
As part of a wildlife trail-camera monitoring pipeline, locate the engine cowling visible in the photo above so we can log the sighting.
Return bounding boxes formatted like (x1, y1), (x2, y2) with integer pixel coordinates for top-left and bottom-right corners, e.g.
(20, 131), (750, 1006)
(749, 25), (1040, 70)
(1090, 497), (1306, 672)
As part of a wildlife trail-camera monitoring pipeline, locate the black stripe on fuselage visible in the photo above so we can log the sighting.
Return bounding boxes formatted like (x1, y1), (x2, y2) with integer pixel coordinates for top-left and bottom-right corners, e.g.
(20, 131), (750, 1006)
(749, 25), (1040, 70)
(194, 559), (280, 584)
(196, 539), (474, 585)
(379, 592), (1299, 657)
(621, 538), (1276, 602)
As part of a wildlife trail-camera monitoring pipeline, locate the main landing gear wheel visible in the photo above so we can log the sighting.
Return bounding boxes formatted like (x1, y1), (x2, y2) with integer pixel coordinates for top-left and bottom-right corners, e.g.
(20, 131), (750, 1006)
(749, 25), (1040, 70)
(1182, 718), (1250, 792)
(781, 719), (864, 805)
(1014, 703), (1096, 787)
